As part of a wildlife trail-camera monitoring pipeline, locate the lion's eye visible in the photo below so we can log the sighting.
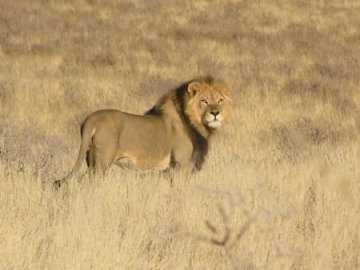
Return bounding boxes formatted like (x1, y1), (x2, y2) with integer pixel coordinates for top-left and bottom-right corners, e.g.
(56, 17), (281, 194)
(201, 100), (208, 106)
(218, 98), (224, 104)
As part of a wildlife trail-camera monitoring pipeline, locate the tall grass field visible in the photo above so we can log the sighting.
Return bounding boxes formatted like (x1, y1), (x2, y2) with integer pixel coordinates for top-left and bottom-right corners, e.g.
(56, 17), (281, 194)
(0, 0), (359, 269)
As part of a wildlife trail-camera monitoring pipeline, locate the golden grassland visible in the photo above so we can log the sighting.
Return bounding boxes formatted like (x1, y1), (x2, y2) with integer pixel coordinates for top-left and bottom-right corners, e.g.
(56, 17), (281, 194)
(1, 0), (360, 269)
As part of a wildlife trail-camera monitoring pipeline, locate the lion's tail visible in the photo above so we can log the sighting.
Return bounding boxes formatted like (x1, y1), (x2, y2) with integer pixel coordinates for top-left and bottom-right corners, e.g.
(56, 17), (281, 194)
(54, 119), (96, 188)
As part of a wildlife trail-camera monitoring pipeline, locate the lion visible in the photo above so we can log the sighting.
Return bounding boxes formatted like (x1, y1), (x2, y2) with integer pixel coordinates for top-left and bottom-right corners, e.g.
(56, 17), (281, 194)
(55, 77), (232, 187)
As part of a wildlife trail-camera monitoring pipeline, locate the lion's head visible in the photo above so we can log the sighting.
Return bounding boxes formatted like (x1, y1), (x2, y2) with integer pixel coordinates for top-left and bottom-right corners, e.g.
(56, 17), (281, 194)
(185, 79), (232, 137)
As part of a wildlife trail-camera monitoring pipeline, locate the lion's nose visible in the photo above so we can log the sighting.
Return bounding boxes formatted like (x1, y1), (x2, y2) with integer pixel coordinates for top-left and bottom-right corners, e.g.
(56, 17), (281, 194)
(210, 110), (220, 117)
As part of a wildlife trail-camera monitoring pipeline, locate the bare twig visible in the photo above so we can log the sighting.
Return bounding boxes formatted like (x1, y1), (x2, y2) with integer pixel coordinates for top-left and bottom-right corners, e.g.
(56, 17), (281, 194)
(184, 201), (259, 270)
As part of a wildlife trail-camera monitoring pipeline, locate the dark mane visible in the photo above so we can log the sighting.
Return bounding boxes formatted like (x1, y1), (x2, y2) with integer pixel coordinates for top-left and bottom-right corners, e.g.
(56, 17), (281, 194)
(145, 76), (214, 170)
(144, 105), (163, 116)
(174, 77), (214, 170)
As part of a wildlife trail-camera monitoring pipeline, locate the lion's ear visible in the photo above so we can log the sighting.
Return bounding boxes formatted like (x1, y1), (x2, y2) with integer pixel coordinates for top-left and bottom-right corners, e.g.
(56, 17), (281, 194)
(187, 82), (201, 97)
(221, 84), (231, 96)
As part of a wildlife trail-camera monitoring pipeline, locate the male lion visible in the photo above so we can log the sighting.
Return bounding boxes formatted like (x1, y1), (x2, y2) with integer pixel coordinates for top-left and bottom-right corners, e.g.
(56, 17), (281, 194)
(56, 77), (232, 187)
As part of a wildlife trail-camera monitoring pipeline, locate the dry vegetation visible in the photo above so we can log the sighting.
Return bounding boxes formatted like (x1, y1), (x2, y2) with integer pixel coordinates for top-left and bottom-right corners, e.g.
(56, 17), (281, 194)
(1, 0), (360, 269)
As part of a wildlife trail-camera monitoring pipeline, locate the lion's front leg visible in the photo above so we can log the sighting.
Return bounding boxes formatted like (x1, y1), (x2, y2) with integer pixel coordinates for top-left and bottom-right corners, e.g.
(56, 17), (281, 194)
(170, 138), (195, 179)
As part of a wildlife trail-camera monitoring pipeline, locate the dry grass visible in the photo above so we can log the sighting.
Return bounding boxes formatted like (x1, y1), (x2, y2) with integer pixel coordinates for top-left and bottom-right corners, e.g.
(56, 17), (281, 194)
(1, 0), (360, 269)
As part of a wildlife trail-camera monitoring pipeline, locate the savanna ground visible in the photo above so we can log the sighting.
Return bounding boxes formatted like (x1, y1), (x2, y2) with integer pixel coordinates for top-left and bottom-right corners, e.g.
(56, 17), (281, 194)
(0, 0), (360, 269)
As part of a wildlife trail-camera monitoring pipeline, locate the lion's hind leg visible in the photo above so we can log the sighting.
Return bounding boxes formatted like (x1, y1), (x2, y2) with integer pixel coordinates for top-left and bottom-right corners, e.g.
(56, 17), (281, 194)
(91, 142), (118, 176)
(85, 146), (97, 178)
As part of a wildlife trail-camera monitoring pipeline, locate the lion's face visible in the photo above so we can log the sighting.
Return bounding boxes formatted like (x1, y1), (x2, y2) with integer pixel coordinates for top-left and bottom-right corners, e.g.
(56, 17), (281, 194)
(186, 81), (232, 131)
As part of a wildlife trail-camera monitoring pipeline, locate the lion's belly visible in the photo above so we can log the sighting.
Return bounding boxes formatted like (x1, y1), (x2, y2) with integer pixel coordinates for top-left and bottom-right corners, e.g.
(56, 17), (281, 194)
(115, 152), (171, 171)
(115, 120), (173, 170)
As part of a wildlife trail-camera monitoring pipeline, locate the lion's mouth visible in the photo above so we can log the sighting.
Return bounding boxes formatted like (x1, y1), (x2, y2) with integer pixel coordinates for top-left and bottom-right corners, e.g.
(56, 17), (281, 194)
(204, 112), (223, 129)
(207, 119), (222, 128)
